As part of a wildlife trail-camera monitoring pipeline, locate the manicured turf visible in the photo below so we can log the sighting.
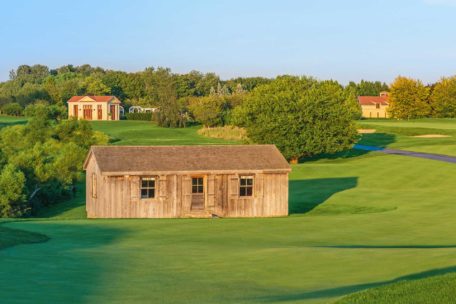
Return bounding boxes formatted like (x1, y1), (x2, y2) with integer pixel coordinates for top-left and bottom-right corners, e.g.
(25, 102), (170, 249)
(0, 224), (49, 250)
(357, 118), (456, 156)
(336, 273), (456, 304)
(2, 118), (456, 303)
(91, 120), (239, 145)
(0, 115), (27, 129)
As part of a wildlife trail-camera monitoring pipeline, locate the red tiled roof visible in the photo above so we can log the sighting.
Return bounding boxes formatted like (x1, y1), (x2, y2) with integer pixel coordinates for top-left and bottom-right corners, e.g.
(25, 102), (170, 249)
(67, 96), (116, 103)
(358, 96), (389, 106)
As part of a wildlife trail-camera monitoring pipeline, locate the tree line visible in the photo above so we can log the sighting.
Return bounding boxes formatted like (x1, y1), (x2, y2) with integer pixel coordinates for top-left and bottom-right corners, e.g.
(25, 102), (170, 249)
(388, 76), (456, 119)
(0, 64), (389, 125)
(0, 64), (274, 126)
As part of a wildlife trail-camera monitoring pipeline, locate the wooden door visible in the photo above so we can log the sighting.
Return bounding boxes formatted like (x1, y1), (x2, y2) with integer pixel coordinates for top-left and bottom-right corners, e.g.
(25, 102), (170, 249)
(97, 105), (103, 120)
(83, 105), (92, 120)
(73, 105), (78, 118)
(191, 177), (205, 210)
(110, 105), (116, 120)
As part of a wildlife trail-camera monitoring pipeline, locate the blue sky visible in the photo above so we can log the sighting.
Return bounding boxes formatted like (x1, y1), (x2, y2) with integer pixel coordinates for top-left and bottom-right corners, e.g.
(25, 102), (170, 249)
(1, 0), (456, 83)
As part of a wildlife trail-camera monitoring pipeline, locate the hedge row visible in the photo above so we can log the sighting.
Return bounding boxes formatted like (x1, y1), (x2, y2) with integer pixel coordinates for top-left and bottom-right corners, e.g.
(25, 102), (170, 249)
(125, 112), (153, 121)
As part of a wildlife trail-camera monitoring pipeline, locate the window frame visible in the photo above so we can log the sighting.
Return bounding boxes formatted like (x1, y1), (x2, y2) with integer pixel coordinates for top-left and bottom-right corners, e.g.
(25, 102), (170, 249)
(239, 175), (254, 197)
(140, 176), (157, 199)
(191, 176), (204, 194)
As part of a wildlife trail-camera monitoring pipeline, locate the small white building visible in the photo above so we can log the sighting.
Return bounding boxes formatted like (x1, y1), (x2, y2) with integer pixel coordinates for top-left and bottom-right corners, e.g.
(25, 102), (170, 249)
(129, 106), (159, 113)
(67, 96), (122, 121)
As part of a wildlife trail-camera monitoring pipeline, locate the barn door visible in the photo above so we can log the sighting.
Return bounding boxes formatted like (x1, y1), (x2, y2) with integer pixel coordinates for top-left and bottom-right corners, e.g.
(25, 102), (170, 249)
(191, 177), (205, 210)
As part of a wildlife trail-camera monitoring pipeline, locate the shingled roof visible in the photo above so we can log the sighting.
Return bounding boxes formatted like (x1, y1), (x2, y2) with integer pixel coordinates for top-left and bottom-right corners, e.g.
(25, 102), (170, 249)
(84, 145), (291, 175)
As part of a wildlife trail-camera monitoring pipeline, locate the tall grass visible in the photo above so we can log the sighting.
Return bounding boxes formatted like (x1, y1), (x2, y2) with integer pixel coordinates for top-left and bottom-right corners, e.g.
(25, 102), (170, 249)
(197, 125), (249, 142)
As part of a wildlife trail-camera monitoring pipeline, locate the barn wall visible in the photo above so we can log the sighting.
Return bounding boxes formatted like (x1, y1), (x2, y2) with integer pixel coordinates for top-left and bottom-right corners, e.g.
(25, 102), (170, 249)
(222, 173), (288, 217)
(361, 104), (389, 118)
(87, 171), (289, 218)
(85, 155), (103, 218)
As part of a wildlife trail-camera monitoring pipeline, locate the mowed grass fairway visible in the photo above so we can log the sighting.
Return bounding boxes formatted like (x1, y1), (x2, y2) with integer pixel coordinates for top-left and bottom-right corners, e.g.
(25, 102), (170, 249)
(2, 117), (456, 303)
(91, 120), (238, 145)
(357, 118), (456, 156)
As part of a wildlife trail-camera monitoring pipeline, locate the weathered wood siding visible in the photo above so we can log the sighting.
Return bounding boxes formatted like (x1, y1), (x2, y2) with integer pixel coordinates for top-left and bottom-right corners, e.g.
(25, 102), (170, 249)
(86, 158), (288, 219)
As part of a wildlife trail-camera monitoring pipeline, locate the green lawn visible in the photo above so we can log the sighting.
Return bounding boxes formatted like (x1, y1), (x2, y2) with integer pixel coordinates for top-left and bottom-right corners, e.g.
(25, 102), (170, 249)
(0, 224), (49, 250)
(2, 118), (456, 303)
(357, 118), (456, 156)
(0, 115), (27, 129)
(336, 273), (456, 304)
(91, 120), (239, 145)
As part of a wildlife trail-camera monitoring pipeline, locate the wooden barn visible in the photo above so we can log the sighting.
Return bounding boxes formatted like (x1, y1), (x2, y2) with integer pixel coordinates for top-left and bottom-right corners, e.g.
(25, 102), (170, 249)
(84, 145), (291, 218)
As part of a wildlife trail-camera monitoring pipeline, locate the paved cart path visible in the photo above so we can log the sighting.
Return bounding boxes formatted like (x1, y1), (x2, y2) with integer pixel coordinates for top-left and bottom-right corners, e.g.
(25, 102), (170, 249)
(354, 144), (456, 164)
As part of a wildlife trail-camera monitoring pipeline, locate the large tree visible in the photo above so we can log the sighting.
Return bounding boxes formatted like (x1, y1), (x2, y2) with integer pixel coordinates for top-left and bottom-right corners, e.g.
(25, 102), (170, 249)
(233, 76), (358, 162)
(389, 76), (431, 119)
(429, 76), (456, 117)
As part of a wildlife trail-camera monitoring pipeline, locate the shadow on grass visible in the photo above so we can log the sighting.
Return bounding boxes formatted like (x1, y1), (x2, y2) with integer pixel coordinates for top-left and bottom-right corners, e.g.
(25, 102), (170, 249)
(0, 221), (128, 303)
(301, 133), (396, 162)
(289, 177), (358, 214)
(0, 119), (27, 129)
(256, 265), (456, 302)
(0, 225), (49, 250)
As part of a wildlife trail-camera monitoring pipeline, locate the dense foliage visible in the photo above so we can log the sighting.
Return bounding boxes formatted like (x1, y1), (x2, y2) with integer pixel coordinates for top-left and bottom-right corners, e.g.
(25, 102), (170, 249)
(0, 105), (108, 217)
(233, 76), (359, 161)
(429, 76), (456, 118)
(389, 76), (431, 119)
(346, 80), (389, 96)
(125, 112), (154, 121)
(0, 64), (269, 126)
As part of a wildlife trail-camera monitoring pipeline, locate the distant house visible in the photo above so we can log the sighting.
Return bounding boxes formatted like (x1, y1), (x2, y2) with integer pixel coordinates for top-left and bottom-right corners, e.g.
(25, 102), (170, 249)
(358, 92), (389, 118)
(67, 96), (122, 121)
(83, 145), (291, 218)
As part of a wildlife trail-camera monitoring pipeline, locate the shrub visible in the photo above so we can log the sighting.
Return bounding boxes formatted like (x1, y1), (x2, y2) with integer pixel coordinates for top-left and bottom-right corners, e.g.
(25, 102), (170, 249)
(1, 103), (23, 116)
(125, 112), (153, 121)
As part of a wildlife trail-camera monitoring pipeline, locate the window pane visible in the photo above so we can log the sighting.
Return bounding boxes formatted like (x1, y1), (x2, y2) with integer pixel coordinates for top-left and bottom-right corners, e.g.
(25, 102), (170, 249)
(192, 179), (197, 186)
(150, 189), (155, 198)
(240, 187), (246, 196)
(246, 187), (253, 196)
(142, 180), (148, 188)
(246, 178), (253, 186)
(240, 178), (246, 186)
(198, 185), (203, 193)
(192, 185), (198, 193)
(141, 189), (149, 198)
